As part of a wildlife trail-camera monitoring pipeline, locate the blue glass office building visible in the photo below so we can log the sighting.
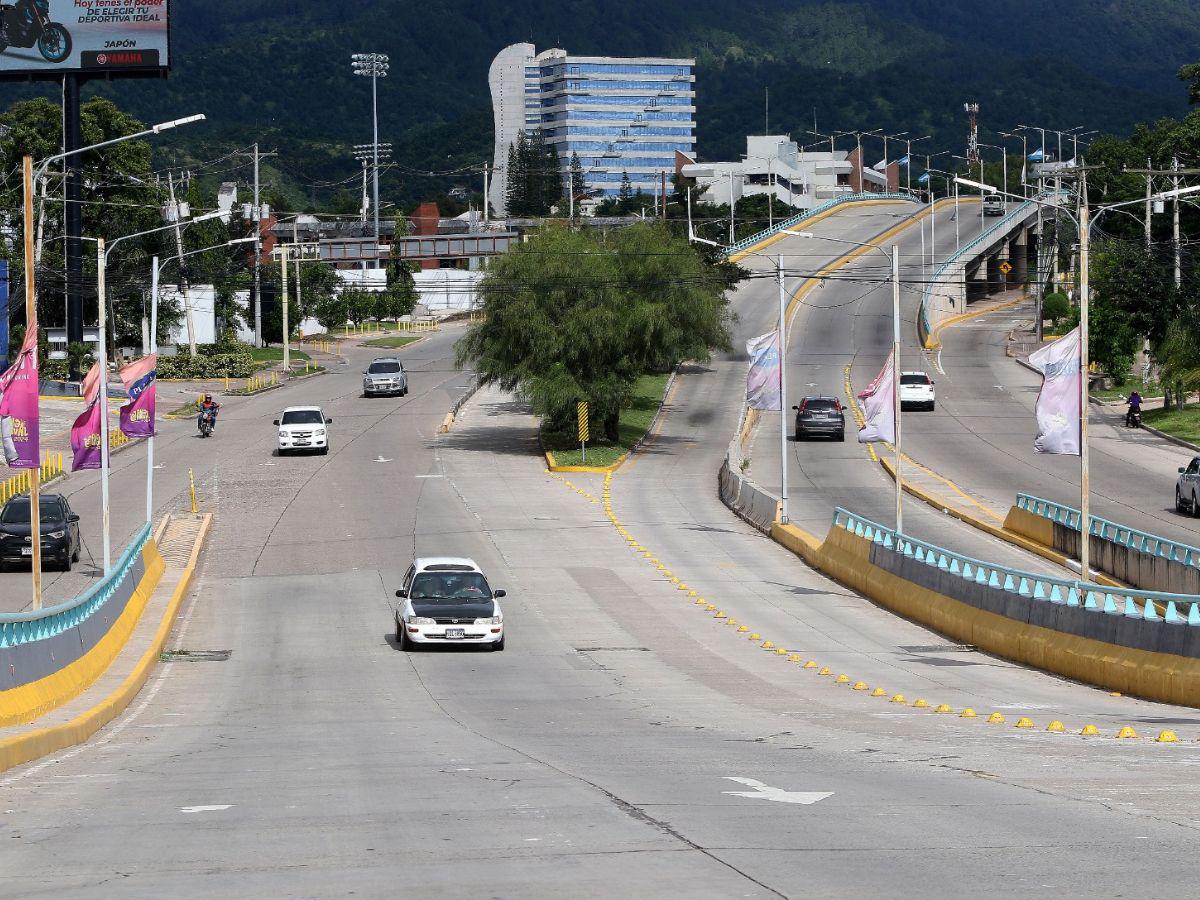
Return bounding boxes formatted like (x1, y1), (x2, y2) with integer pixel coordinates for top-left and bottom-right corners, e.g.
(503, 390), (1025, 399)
(489, 45), (696, 212)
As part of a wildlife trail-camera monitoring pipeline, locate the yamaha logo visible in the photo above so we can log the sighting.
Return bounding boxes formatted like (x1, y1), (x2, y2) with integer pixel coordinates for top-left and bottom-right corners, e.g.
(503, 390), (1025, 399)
(96, 53), (109, 65)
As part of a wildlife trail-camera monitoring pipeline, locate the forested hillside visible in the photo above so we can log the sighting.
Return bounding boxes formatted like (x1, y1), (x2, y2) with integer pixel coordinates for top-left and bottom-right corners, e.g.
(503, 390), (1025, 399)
(36, 0), (1200, 207)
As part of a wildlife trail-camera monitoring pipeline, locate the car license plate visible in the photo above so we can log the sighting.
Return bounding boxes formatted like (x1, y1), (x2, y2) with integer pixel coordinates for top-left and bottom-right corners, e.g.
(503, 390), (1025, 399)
(294, 441), (309, 446)
(21, 547), (32, 556)
(445, 628), (465, 640)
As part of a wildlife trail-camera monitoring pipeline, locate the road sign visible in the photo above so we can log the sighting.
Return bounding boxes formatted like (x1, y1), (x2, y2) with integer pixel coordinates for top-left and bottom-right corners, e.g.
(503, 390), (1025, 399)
(999, 261), (1013, 275)
(577, 401), (589, 443)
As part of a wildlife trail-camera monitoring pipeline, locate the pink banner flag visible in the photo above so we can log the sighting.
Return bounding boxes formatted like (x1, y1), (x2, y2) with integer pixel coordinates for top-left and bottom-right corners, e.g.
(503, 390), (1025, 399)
(118, 354), (156, 438)
(70, 362), (104, 471)
(857, 350), (896, 444)
(1029, 327), (1081, 455)
(745, 330), (781, 411)
(0, 323), (39, 468)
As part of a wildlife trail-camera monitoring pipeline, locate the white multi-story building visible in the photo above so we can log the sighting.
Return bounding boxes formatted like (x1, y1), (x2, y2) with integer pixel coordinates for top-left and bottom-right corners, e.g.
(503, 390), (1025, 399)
(488, 43), (696, 215)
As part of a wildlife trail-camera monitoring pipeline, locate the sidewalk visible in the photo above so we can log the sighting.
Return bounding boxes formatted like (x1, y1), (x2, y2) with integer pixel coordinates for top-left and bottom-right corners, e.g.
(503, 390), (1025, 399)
(0, 513), (211, 773)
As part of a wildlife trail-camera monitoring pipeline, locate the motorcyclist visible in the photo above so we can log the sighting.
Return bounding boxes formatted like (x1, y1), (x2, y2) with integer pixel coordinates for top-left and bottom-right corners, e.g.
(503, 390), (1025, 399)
(198, 394), (220, 432)
(1126, 390), (1142, 427)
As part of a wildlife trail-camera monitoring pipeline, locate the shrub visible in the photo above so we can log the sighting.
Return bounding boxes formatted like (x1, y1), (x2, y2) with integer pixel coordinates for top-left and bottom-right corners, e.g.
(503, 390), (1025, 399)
(1042, 292), (1071, 328)
(158, 351), (257, 379)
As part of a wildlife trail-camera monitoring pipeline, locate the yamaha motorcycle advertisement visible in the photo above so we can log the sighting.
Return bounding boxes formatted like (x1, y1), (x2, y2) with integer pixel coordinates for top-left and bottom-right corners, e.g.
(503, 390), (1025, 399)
(0, 0), (169, 76)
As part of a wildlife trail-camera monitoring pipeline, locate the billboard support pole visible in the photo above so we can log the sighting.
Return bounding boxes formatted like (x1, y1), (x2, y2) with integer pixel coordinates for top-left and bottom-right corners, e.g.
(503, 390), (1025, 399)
(63, 74), (85, 382)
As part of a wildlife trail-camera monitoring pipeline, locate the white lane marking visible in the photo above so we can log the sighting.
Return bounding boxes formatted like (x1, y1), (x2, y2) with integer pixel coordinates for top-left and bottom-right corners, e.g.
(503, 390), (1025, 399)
(934, 350), (945, 376)
(721, 777), (833, 805)
(180, 805), (231, 814)
(374, 455), (393, 463)
(415, 474), (443, 478)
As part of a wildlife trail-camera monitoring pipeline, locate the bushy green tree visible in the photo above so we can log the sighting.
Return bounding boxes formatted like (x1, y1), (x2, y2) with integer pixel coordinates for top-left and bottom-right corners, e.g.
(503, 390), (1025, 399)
(1041, 292), (1071, 328)
(456, 222), (737, 439)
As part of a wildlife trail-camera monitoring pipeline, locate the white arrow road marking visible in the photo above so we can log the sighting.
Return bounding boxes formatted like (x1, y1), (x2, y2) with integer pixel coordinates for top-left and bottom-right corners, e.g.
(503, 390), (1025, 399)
(721, 777), (833, 805)
(374, 455), (393, 463)
(180, 805), (231, 814)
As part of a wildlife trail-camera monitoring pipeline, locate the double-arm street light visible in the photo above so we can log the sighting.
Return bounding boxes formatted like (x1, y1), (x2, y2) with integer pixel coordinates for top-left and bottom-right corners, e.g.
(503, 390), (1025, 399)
(956, 173), (1200, 578)
(352, 53), (390, 262)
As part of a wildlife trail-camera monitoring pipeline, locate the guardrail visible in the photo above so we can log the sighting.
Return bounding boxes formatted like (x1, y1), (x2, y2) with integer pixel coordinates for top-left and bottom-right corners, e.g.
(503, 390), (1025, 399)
(724, 192), (918, 257)
(918, 192), (1063, 344)
(833, 506), (1200, 624)
(0, 523), (151, 647)
(1017, 493), (1200, 567)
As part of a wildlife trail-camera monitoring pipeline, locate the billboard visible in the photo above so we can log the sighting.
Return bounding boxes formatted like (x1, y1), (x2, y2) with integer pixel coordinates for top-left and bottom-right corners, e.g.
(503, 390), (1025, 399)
(0, 0), (170, 77)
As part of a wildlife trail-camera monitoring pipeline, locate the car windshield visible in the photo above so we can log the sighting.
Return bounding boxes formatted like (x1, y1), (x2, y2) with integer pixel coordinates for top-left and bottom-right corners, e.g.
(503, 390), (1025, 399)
(900, 375), (931, 385)
(805, 399), (838, 411)
(368, 362), (401, 374)
(281, 410), (324, 425)
(1, 498), (64, 524)
(409, 572), (491, 601)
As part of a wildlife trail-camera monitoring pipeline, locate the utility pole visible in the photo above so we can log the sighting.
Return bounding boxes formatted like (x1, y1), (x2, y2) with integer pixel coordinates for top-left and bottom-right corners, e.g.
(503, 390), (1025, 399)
(253, 143), (262, 348)
(1174, 156), (1182, 288)
(661, 171), (667, 224)
(1145, 158), (1153, 249)
(1078, 167), (1091, 581)
(483, 163), (490, 225)
(167, 172), (197, 357)
(1125, 160), (1200, 277)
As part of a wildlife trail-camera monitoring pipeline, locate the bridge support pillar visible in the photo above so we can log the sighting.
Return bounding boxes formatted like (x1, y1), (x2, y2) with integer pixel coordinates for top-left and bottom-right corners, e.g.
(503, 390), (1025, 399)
(1009, 228), (1029, 285)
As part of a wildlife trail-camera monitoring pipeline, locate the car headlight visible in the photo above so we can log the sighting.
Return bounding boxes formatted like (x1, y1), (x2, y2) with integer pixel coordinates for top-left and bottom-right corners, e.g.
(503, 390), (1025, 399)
(279, 430), (288, 438)
(46, 530), (65, 539)
(475, 616), (502, 625)
(406, 615), (436, 625)
(315, 428), (326, 437)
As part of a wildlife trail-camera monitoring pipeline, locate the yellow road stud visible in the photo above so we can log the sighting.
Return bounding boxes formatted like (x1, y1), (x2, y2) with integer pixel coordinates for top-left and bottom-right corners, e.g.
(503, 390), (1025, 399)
(713, 611), (726, 619)
(761, 640), (775, 650)
(960, 708), (977, 718)
(687, 590), (698, 597)
(871, 687), (888, 697)
(787, 653), (803, 662)
(749, 633), (762, 641)
(912, 698), (929, 709)
(775, 648), (788, 656)
(705, 603), (717, 611)
(677, 584), (690, 591)
(889, 694), (906, 703)
(726, 619), (737, 626)
(1046, 720), (1066, 733)
(1080, 724), (1100, 736)
(695, 598), (707, 605)
(1156, 729), (1180, 743)
(1014, 717), (1035, 729)
(818, 667), (833, 676)
(934, 704), (952, 713)
(803, 660), (818, 669)
(1116, 726), (1138, 739)
(834, 674), (850, 684)
(737, 625), (749, 633)
(987, 712), (1006, 724)
(852, 682), (868, 691)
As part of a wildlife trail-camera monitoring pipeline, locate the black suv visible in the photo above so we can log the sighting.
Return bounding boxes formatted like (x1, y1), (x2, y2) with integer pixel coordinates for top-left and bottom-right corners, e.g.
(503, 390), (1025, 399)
(793, 396), (846, 441)
(0, 493), (82, 572)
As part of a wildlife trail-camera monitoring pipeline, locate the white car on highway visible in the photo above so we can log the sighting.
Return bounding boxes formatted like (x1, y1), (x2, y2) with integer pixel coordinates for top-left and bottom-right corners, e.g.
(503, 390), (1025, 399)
(899, 371), (936, 411)
(395, 557), (506, 651)
(275, 405), (332, 455)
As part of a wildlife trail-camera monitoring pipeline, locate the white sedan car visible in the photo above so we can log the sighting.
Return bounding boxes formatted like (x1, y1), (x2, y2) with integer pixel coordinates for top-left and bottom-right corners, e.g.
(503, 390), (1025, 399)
(275, 405), (332, 455)
(899, 371), (936, 411)
(394, 557), (506, 651)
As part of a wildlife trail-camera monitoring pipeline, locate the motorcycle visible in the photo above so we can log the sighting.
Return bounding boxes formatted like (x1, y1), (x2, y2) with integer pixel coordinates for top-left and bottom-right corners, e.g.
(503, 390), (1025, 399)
(1126, 408), (1142, 429)
(0, 0), (72, 64)
(197, 409), (217, 438)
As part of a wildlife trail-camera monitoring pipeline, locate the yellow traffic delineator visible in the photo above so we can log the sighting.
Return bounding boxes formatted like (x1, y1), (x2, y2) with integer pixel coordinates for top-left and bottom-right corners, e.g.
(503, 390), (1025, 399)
(934, 704), (952, 713)
(803, 660), (819, 669)
(694, 598), (707, 605)
(912, 698), (929, 709)
(687, 590), (698, 597)
(737, 625), (749, 633)
(818, 667), (833, 676)
(761, 640), (775, 650)
(1014, 717), (1035, 729)
(705, 603), (717, 611)
(1156, 729), (1180, 743)
(787, 654), (803, 663)
(852, 682), (868, 691)
(726, 619), (738, 626)
(749, 633), (762, 641)
(677, 584), (690, 591)
(871, 687), (888, 697)
(960, 708), (977, 718)
(775, 648), (788, 656)
(889, 694), (907, 704)
(1080, 724), (1100, 736)
(1116, 726), (1138, 739)
(1046, 720), (1066, 733)
(987, 712), (1006, 724)
(834, 674), (850, 684)
(713, 611), (726, 619)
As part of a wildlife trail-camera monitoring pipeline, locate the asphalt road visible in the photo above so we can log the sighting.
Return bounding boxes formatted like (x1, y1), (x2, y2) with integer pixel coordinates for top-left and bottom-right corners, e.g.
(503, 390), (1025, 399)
(6, 208), (1200, 896)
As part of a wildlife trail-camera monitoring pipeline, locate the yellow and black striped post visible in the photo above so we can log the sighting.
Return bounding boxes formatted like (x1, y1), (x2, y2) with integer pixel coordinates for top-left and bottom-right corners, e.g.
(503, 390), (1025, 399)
(577, 401), (589, 462)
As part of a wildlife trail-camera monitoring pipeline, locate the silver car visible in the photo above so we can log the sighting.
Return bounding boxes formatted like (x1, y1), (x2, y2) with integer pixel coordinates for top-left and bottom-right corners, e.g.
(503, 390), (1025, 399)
(363, 357), (408, 397)
(1177, 457), (1200, 516)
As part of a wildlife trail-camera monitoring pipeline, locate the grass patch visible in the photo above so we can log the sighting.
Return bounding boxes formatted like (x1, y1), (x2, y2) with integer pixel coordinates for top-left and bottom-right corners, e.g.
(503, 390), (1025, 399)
(289, 365), (326, 378)
(362, 335), (422, 349)
(250, 347), (310, 363)
(542, 373), (670, 467)
(168, 399), (201, 418)
(1090, 378), (1161, 402)
(1144, 406), (1200, 444)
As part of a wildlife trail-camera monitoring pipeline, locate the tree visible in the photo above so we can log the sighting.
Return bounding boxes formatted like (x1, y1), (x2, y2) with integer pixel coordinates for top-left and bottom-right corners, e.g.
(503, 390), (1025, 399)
(569, 152), (585, 212)
(619, 171), (633, 203)
(343, 288), (378, 326)
(456, 222), (737, 440)
(383, 214), (419, 319)
(1042, 292), (1070, 329)
(505, 133), (526, 216)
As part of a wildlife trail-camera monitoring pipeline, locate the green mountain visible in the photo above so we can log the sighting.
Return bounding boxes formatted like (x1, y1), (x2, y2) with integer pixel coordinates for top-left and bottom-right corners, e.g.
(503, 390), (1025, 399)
(72, 0), (1200, 207)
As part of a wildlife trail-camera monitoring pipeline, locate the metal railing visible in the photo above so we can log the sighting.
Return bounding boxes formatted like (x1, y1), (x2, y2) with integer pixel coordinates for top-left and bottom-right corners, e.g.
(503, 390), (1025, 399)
(918, 192), (1064, 342)
(1017, 493), (1200, 568)
(0, 524), (152, 647)
(833, 507), (1200, 624)
(724, 191), (918, 257)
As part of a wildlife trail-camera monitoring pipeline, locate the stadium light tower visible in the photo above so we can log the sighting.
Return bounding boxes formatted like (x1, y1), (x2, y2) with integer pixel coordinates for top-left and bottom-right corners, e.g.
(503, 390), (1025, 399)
(352, 52), (390, 261)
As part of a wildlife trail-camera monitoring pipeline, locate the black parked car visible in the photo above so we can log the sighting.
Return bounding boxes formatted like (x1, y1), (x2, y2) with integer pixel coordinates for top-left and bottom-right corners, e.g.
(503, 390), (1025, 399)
(0, 493), (82, 572)
(793, 396), (846, 441)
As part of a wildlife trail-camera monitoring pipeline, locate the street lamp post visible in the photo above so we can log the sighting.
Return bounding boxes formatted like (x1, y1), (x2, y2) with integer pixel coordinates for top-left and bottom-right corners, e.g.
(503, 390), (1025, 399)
(352, 53), (390, 264)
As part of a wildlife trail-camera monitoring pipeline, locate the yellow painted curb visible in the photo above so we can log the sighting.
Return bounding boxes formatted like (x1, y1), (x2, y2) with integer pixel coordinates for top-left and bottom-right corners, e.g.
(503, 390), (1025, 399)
(924, 295), (1025, 351)
(0, 514), (213, 774)
(544, 449), (631, 474)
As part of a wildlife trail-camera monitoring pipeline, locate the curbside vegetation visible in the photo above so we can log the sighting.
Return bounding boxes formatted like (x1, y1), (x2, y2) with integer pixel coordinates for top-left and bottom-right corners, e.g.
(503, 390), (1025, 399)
(542, 372), (671, 472)
(0, 514), (213, 774)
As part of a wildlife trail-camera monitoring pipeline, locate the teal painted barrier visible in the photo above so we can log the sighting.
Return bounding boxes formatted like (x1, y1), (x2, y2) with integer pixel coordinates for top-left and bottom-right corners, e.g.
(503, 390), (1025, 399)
(833, 507), (1200, 625)
(0, 524), (152, 648)
(723, 192), (917, 258)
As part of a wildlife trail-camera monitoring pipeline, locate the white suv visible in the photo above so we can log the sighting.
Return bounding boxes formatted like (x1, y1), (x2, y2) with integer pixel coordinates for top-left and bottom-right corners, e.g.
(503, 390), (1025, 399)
(899, 371), (936, 411)
(1177, 457), (1200, 516)
(395, 557), (506, 651)
(275, 406), (332, 455)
